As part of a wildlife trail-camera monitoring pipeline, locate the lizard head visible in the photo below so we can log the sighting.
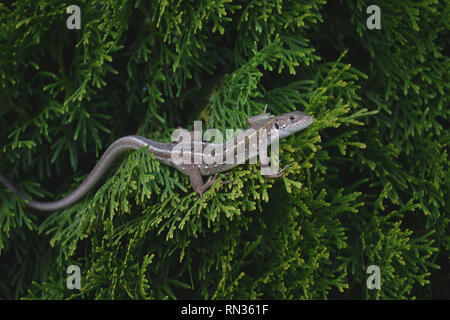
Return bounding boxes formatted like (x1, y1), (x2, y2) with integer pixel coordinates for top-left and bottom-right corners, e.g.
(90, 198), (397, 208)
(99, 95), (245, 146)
(270, 111), (314, 139)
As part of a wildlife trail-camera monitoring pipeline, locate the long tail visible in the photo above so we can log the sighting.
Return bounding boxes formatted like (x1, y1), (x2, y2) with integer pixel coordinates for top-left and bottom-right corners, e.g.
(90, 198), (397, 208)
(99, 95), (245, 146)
(0, 136), (153, 211)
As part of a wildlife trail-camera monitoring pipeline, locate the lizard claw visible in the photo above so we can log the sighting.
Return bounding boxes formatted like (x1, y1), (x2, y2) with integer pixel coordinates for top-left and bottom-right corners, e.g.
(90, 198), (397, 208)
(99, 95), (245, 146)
(207, 173), (219, 185)
(220, 179), (234, 185)
(264, 164), (291, 179)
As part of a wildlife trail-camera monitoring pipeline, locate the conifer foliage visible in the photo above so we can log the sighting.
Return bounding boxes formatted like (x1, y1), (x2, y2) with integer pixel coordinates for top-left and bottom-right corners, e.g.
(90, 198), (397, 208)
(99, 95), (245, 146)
(0, 0), (448, 299)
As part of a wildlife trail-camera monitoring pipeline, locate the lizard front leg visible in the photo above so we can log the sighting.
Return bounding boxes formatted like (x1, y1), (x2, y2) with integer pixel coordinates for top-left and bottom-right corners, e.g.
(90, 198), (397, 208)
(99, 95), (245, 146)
(185, 165), (218, 197)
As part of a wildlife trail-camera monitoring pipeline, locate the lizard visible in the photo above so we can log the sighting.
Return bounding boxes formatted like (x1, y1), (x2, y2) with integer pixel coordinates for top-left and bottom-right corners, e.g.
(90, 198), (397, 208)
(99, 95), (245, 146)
(0, 108), (313, 211)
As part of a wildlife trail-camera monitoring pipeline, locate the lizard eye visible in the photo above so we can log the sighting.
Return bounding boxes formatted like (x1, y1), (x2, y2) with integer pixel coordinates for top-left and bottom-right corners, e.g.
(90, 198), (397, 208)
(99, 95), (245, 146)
(289, 115), (295, 121)
(274, 122), (280, 129)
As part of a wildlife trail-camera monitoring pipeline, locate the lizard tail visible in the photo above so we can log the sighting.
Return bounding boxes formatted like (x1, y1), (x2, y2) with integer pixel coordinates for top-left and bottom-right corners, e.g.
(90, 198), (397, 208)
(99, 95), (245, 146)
(0, 136), (151, 211)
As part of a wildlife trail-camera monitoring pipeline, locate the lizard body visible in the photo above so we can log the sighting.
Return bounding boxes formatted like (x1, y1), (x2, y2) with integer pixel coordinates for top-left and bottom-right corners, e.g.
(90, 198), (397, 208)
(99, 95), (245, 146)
(0, 110), (313, 211)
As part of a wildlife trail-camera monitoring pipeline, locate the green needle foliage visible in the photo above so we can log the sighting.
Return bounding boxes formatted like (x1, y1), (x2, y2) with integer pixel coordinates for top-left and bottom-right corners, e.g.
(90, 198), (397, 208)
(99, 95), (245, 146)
(0, 0), (448, 299)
